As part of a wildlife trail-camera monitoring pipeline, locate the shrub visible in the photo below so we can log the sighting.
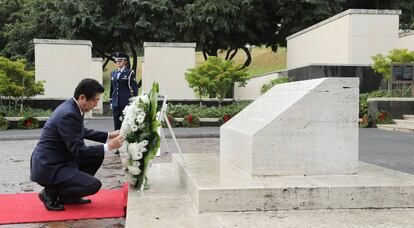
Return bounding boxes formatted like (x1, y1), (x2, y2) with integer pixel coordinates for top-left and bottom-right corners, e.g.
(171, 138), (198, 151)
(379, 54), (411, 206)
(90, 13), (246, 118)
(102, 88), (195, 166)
(372, 49), (414, 81)
(18, 115), (39, 129)
(166, 102), (250, 119)
(182, 114), (200, 127)
(0, 106), (52, 117)
(0, 116), (8, 130)
(359, 87), (411, 116)
(0, 57), (44, 110)
(185, 57), (248, 105)
(260, 76), (291, 94)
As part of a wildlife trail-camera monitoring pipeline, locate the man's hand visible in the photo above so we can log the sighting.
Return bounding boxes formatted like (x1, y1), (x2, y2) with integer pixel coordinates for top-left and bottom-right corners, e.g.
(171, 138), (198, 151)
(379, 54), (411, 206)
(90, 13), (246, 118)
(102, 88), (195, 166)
(108, 134), (124, 151)
(108, 130), (120, 139)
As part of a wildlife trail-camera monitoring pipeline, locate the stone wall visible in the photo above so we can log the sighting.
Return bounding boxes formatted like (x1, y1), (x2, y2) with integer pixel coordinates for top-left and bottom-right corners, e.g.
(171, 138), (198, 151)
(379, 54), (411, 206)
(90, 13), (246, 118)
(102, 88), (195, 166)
(287, 9), (401, 70)
(368, 97), (414, 119)
(287, 64), (382, 93)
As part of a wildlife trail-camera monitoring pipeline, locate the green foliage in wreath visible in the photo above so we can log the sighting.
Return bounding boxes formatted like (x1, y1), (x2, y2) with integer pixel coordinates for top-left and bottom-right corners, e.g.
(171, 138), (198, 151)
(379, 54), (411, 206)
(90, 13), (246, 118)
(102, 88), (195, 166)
(218, 114), (232, 126)
(18, 115), (39, 129)
(161, 115), (176, 128)
(374, 110), (394, 125)
(359, 114), (373, 128)
(182, 114), (200, 127)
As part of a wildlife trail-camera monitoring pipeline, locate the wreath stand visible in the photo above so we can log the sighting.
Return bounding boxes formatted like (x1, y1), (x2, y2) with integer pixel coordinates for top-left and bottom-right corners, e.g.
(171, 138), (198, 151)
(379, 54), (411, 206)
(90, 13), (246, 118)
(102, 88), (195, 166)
(156, 95), (186, 166)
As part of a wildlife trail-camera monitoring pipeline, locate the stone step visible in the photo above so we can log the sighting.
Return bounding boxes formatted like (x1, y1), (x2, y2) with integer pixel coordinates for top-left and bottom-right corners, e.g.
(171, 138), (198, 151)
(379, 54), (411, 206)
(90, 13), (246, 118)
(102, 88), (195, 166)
(377, 124), (414, 133)
(403, 115), (414, 121)
(174, 153), (414, 213)
(125, 162), (414, 227)
(393, 119), (414, 125)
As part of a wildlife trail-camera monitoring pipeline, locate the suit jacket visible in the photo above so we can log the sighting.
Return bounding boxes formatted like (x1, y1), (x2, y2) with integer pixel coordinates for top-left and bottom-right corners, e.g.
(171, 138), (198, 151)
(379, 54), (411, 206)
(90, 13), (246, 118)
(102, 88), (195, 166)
(110, 68), (138, 108)
(30, 98), (108, 185)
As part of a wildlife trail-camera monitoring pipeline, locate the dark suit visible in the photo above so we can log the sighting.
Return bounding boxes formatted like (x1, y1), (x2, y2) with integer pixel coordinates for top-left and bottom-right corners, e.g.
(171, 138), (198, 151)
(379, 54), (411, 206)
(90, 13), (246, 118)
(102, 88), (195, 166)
(110, 68), (139, 130)
(30, 98), (108, 199)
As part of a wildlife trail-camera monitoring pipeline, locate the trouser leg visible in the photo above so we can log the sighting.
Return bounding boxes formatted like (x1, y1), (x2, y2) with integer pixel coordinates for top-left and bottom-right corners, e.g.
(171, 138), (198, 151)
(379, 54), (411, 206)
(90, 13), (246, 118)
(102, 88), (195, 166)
(76, 155), (104, 176)
(112, 107), (125, 130)
(57, 171), (102, 200)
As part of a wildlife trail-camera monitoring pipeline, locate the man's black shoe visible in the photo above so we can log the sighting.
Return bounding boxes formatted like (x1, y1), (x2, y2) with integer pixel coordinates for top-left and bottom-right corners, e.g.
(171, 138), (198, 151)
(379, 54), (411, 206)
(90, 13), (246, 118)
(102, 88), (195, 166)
(61, 197), (92, 205)
(38, 189), (65, 211)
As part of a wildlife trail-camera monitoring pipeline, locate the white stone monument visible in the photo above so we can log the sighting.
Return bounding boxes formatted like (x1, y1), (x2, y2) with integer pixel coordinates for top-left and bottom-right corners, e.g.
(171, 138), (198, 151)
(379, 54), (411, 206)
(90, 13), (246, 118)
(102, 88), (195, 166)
(33, 39), (103, 115)
(222, 77), (359, 176)
(173, 77), (414, 213)
(142, 42), (196, 99)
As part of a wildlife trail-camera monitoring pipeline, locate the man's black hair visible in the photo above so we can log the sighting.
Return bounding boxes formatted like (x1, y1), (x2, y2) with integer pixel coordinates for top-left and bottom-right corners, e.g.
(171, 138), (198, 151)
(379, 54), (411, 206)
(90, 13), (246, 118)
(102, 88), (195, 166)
(74, 78), (105, 100)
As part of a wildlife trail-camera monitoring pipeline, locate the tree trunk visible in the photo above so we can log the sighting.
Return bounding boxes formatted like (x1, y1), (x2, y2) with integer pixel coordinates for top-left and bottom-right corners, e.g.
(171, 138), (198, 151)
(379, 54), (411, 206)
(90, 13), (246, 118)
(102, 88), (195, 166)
(202, 50), (208, 61)
(102, 55), (112, 69)
(225, 48), (234, 60)
(240, 46), (252, 69)
(229, 48), (238, 60)
(129, 44), (138, 72)
(225, 48), (238, 60)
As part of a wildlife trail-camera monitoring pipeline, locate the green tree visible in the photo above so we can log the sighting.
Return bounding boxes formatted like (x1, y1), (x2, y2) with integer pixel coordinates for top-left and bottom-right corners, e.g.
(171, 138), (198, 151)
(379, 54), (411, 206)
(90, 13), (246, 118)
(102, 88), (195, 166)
(185, 56), (248, 105)
(2, 0), (60, 66)
(0, 0), (24, 56)
(372, 49), (414, 81)
(0, 56), (44, 111)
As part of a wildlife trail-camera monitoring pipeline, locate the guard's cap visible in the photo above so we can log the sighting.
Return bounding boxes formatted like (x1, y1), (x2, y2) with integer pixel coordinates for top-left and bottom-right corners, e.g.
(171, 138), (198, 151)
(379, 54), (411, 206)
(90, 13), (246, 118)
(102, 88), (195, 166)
(112, 52), (129, 61)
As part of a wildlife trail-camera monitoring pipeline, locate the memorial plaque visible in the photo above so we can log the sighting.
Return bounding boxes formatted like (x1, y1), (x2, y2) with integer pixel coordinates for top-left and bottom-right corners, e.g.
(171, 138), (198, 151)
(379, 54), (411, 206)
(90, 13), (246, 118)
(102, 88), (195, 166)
(391, 64), (414, 82)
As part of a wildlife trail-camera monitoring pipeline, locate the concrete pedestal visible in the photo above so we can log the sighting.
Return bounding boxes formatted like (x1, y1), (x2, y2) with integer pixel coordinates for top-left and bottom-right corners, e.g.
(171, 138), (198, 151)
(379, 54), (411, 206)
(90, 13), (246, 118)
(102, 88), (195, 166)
(174, 153), (414, 213)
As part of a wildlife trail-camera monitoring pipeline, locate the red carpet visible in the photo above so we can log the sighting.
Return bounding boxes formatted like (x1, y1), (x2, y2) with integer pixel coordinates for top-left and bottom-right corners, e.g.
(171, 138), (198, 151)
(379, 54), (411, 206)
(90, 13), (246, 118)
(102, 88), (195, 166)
(0, 184), (128, 225)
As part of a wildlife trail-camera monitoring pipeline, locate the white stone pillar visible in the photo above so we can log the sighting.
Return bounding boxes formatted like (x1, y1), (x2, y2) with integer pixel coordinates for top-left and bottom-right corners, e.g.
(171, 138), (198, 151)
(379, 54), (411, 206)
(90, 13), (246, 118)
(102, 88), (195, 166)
(142, 42), (196, 99)
(34, 39), (93, 99)
(90, 58), (103, 115)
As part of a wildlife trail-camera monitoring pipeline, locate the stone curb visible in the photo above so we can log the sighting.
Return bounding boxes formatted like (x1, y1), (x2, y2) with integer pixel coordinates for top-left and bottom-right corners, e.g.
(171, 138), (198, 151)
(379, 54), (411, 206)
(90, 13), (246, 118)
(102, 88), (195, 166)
(0, 130), (220, 141)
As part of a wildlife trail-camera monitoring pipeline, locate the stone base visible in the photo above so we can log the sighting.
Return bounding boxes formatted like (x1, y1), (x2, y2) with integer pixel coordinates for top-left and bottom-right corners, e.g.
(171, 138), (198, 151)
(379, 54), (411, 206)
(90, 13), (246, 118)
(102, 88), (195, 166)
(173, 153), (414, 213)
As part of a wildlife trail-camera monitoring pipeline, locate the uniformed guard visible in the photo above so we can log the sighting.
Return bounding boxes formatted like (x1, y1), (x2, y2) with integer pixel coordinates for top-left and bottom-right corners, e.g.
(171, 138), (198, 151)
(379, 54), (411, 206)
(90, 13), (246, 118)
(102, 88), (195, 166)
(110, 52), (139, 131)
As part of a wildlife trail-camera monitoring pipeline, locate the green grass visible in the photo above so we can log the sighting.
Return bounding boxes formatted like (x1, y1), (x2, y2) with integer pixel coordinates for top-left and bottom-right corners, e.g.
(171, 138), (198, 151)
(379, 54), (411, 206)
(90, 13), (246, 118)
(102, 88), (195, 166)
(102, 46), (287, 100)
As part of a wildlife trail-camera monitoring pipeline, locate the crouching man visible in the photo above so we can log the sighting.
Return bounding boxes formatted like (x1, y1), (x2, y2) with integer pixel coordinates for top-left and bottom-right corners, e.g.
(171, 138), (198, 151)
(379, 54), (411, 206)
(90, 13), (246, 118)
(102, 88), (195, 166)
(30, 78), (124, 211)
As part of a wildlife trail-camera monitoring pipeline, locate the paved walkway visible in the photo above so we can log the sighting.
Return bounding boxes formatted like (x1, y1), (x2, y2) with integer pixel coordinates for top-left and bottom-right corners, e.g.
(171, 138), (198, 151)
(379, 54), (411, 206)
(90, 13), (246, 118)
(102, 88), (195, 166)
(0, 120), (413, 227)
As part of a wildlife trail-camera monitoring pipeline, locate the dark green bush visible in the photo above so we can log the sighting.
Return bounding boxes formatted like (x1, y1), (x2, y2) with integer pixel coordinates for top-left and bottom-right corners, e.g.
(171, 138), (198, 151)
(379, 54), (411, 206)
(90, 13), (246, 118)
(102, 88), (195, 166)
(166, 101), (250, 118)
(0, 116), (8, 130)
(0, 106), (52, 117)
(359, 87), (411, 116)
(260, 76), (291, 94)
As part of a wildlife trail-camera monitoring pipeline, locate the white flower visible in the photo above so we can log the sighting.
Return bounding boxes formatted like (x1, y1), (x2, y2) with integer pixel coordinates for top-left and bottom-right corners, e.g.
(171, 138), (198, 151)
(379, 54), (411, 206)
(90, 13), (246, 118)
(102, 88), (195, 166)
(128, 141), (148, 160)
(139, 95), (149, 104)
(136, 112), (146, 124)
(131, 124), (138, 132)
(128, 165), (141, 175)
(132, 161), (140, 167)
(127, 174), (137, 185)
